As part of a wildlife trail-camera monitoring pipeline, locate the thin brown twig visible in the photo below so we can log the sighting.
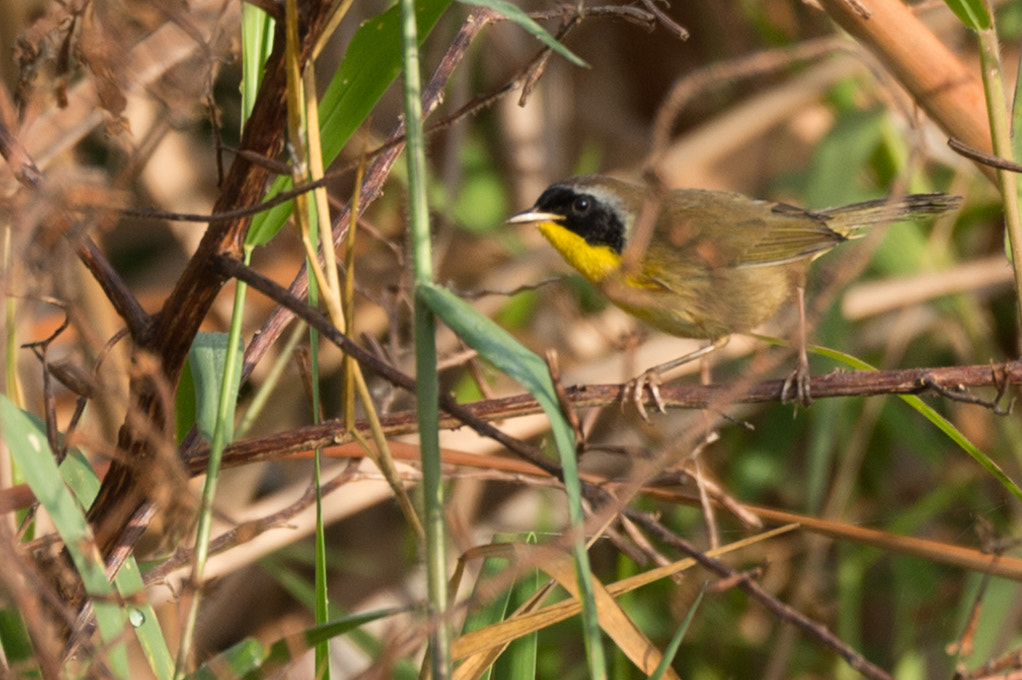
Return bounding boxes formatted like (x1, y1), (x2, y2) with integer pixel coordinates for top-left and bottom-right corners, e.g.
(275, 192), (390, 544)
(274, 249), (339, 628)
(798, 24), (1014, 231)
(625, 509), (895, 680)
(648, 36), (847, 167)
(518, 15), (577, 106)
(453, 276), (564, 300)
(688, 433), (721, 549)
(144, 458), (361, 584)
(635, 0), (688, 39)
(0, 117), (43, 188)
(955, 647), (1022, 680)
(189, 257), (1022, 472)
(528, 4), (656, 29)
(921, 374), (1014, 415)
(705, 565), (767, 595)
(545, 349), (585, 449)
(0, 523), (66, 680)
(75, 237), (150, 341)
(216, 254), (563, 477)
(948, 136), (1022, 173)
(89, 4), (659, 228)
(22, 310), (73, 460)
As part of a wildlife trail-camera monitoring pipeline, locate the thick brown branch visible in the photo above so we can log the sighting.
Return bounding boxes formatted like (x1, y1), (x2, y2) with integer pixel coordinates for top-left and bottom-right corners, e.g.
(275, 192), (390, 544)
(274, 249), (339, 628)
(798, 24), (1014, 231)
(86, 0), (336, 558)
(815, 0), (993, 183)
(85, 6), (511, 586)
(238, 7), (502, 388)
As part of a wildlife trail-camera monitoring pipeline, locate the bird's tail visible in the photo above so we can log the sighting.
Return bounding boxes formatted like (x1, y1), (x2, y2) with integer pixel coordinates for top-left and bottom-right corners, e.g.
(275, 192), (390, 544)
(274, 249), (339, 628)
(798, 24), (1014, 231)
(821, 193), (961, 238)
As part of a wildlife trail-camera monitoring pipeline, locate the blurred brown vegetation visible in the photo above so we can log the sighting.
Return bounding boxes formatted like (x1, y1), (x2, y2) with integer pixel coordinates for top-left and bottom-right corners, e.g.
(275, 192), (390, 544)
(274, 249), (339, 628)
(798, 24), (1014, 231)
(2, 0), (1022, 678)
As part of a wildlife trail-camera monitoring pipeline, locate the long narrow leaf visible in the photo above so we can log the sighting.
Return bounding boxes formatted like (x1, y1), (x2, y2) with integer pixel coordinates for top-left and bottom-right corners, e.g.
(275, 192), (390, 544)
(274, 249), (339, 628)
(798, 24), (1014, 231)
(186, 608), (410, 680)
(0, 610), (35, 674)
(809, 345), (1022, 501)
(246, 0), (449, 247)
(417, 283), (607, 678)
(941, 0), (991, 30)
(187, 332), (244, 443)
(0, 396), (128, 678)
(456, 0), (587, 67)
(241, 4), (276, 126)
(60, 448), (174, 680)
(648, 587), (703, 680)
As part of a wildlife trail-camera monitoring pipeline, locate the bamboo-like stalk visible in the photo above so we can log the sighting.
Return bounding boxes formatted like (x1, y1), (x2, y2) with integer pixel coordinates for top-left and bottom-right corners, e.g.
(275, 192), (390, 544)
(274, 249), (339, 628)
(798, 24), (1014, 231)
(397, 0), (450, 676)
(817, 0), (992, 180)
(976, 26), (1022, 350)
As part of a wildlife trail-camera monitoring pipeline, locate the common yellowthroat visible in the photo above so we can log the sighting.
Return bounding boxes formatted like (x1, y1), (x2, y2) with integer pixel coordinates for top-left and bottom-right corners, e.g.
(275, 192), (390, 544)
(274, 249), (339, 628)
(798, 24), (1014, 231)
(508, 175), (960, 417)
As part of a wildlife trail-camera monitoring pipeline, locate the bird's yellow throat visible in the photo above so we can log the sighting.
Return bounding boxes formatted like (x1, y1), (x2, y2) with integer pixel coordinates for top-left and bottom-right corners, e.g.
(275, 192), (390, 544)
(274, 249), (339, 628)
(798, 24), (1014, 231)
(537, 221), (622, 283)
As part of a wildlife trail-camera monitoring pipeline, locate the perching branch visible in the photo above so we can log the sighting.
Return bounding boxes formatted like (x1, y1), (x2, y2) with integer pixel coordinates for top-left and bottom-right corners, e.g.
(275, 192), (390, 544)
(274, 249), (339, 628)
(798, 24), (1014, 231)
(217, 252), (1021, 464)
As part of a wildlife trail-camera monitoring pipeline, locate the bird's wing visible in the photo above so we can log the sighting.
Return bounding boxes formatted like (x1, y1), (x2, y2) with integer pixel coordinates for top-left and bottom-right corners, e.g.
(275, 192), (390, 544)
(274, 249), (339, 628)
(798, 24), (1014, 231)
(659, 192), (847, 269)
(732, 202), (846, 268)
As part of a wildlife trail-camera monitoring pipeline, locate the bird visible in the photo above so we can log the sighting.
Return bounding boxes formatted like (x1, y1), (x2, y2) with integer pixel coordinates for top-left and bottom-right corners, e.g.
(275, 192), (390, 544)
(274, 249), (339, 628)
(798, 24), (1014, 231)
(507, 174), (960, 419)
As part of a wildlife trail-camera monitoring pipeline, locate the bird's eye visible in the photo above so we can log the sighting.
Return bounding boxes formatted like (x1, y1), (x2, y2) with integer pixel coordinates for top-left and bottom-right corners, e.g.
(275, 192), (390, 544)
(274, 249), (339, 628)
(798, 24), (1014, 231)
(572, 196), (591, 214)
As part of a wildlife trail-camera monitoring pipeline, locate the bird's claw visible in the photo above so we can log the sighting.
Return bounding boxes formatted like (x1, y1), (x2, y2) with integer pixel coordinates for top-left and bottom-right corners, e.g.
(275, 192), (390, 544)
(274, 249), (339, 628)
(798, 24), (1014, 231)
(625, 369), (666, 422)
(781, 361), (813, 407)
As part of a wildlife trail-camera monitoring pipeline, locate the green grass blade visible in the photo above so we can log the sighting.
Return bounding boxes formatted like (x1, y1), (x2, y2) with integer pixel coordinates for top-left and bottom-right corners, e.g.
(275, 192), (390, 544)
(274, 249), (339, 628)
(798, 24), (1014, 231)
(185, 608), (411, 680)
(491, 551), (540, 680)
(456, 0), (587, 67)
(60, 448), (175, 680)
(0, 609), (36, 674)
(260, 556), (420, 677)
(460, 533), (540, 680)
(246, 0), (449, 247)
(302, 132), (332, 680)
(809, 346), (1022, 502)
(417, 285), (562, 411)
(400, 0), (450, 667)
(241, 4), (276, 126)
(647, 587), (703, 680)
(175, 356), (197, 445)
(117, 559), (175, 680)
(176, 266), (250, 677)
(186, 332), (243, 444)
(417, 283), (607, 679)
(941, 0), (991, 30)
(0, 395), (128, 678)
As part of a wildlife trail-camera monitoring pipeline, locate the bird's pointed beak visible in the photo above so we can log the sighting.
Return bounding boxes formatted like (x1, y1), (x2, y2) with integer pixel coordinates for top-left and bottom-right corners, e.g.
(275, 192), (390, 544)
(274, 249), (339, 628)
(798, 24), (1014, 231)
(506, 209), (564, 225)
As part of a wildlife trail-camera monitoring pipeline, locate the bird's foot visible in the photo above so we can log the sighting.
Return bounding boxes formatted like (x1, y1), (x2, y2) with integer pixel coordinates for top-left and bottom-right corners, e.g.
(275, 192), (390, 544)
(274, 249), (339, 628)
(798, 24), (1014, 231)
(781, 359), (813, 407)
(625, 368), (666, 422)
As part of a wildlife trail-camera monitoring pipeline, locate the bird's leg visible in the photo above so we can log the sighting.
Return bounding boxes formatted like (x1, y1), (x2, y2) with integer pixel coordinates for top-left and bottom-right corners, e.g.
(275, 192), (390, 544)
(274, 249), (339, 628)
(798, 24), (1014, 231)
(628, 335), (730, 421)
(781, 285), (812, 406)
